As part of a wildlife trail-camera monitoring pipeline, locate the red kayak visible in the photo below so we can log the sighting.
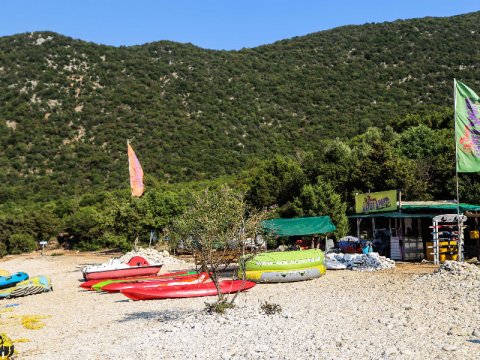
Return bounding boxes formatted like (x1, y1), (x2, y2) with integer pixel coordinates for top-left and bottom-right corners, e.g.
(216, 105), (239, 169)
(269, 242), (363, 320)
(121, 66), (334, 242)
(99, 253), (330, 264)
(121, 280), (256, 301)
(79, 270), (193, 290)
(101, 272), (210, 293)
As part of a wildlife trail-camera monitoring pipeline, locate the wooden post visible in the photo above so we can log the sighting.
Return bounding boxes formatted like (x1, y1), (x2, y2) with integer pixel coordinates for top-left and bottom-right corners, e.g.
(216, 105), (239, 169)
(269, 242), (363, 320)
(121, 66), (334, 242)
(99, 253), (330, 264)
(134, 235), (139, 252)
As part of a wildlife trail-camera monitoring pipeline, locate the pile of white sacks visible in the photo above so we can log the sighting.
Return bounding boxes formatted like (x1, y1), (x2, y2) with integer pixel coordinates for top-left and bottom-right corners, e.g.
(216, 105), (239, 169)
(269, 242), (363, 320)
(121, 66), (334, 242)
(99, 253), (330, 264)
(326, 252), (395, 271)
(118, 248), (187, 266)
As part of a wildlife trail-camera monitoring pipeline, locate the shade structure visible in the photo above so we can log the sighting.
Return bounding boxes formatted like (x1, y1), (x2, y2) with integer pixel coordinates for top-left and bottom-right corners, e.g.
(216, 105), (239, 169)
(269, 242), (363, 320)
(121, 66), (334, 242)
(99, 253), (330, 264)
(349, 212), (436, 219)
(401, 203), (480, 213)
(261, 216), (336, 237)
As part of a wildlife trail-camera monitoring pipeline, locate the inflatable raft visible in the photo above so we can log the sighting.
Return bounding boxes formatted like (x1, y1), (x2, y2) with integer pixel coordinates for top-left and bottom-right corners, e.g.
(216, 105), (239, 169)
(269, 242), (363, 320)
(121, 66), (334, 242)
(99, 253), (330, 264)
(0, 275), (52, 299)
(239, 249), (326, 283)
(0, 272), (29, 289)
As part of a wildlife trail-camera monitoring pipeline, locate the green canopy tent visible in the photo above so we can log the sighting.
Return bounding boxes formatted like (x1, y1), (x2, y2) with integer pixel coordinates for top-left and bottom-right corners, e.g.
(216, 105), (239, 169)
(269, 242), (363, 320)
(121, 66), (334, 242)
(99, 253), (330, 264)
(261, 216), (336, 237)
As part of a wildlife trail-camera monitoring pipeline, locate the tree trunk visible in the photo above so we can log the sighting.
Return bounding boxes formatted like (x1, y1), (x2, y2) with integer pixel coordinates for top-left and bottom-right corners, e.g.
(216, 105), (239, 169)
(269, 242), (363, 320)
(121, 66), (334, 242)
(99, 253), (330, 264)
(133, 235), (139, 251)
(229, 256), (247, 305)
(208, 266), (224, 302)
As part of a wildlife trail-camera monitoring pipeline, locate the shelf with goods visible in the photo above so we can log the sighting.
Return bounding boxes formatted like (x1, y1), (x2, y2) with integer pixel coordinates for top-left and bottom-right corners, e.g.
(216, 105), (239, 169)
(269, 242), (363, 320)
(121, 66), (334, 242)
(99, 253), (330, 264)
(428, 214), (466, 265)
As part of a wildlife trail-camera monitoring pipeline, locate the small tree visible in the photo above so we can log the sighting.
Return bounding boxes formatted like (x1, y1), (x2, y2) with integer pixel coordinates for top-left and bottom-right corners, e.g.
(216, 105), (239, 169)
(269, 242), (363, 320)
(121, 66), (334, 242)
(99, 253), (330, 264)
(171, 185), (266, 307)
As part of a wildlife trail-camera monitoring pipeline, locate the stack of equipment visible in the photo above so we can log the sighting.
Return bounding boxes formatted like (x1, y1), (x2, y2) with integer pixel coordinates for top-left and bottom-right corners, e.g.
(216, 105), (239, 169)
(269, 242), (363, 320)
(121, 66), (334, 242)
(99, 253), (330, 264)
(0, 275), (52, 299)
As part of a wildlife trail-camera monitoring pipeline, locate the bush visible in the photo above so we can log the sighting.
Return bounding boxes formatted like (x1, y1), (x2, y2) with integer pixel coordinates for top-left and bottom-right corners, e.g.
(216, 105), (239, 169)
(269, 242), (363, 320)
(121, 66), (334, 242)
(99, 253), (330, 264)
(0, 242), (7, 257)
(260, 301), (282, 315)
(204, 300), (235, 314)
(73, 240), (102, 252)
(8, 233), (37, 254)
(99, 233), (132, 252)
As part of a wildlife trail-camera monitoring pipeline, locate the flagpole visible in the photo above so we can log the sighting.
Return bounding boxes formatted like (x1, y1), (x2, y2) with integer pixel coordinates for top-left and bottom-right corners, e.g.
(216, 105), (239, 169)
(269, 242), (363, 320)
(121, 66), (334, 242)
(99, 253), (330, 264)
(454, 79), (460, 214)
(453, 79), (463, 261)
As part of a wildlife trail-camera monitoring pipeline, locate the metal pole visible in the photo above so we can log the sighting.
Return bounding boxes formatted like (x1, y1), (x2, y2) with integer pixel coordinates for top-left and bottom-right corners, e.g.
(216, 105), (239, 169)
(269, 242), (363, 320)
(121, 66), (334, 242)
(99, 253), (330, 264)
(433, 219), (439, 265)
(457, 217), (464, 262)
(398, 189), (402, 211)
(453, 79), (463, 262)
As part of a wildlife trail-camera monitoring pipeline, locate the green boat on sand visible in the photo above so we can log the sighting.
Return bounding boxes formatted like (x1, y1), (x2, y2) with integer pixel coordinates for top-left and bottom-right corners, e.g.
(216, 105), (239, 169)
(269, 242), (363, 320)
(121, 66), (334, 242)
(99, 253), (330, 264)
(238, 249), (326, 283)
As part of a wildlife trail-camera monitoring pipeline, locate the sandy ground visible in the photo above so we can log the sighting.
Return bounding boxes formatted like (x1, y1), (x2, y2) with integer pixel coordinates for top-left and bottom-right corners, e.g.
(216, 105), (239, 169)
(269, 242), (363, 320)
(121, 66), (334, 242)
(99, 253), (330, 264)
(1, 251), (479, 360)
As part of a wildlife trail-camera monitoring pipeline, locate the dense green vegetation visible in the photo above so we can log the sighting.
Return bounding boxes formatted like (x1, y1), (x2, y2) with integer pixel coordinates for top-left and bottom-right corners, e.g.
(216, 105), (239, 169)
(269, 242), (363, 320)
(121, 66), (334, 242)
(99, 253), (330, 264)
(2, 113), (479, 254)
(0, 12), (480, 255)
(0, 12), (479, 202)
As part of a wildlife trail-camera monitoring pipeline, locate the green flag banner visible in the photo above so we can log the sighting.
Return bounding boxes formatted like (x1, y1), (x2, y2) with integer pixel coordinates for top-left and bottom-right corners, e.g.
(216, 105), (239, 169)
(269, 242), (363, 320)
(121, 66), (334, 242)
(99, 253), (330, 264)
(455, 80), (480, 172)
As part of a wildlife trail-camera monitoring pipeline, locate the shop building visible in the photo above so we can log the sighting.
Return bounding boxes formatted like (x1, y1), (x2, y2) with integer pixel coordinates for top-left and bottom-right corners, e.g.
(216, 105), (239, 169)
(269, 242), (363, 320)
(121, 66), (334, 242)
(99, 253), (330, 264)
(350, 194), (480, 261)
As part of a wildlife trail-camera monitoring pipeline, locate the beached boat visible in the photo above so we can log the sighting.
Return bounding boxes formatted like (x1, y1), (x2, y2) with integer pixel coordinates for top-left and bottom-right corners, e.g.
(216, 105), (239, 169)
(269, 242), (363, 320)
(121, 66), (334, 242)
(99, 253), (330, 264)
(121, 280), (255, 301)
(100, 272), (210, 293)
(80, 270), (197, 290)
(238, 249), (326, 283)
(0, 272), (29, 289)
(82, 256), (162, 281)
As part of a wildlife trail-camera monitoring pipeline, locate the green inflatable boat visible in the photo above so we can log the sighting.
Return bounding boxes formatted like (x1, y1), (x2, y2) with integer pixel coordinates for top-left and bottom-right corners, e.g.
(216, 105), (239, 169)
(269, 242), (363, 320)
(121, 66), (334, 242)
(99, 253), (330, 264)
(238, 249), (326, 283)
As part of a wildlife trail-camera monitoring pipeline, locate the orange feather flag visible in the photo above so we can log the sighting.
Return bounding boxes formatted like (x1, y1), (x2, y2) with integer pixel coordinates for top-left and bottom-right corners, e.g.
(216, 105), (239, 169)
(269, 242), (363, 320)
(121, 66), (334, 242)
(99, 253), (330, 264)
(127, 142), (144, 197)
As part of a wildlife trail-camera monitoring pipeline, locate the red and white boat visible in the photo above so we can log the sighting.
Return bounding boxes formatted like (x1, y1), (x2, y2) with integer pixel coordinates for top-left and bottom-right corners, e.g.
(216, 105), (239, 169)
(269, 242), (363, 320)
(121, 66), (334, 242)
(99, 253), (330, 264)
(82, 256), (162, 281)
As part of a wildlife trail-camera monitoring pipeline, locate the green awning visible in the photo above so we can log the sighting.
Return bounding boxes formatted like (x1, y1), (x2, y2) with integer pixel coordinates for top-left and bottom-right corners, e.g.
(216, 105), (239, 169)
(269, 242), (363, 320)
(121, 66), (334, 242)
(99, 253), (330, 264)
(349, 202), (480, 219)
(401, 203), (480, 213)
(349, 212), (436, 219)
(261, 216), (336, 237)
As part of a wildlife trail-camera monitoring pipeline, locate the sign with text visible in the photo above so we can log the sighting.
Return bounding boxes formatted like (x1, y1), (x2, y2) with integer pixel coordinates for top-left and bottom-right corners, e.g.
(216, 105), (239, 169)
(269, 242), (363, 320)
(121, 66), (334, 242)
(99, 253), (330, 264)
(355, 190), (397, 214)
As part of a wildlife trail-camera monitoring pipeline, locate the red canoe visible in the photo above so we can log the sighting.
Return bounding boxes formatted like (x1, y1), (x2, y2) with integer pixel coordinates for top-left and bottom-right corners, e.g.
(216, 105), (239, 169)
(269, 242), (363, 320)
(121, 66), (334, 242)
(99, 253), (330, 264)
(83, 265), (163, 281)
(79, 270), (193, 290)
(101, 272), (210, 293)
(121, 280), (256, 301)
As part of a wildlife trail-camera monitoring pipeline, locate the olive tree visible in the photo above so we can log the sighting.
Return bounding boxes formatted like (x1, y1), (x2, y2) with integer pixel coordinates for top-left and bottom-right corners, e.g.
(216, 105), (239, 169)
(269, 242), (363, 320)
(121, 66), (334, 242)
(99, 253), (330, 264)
(171, 185), (266, 308)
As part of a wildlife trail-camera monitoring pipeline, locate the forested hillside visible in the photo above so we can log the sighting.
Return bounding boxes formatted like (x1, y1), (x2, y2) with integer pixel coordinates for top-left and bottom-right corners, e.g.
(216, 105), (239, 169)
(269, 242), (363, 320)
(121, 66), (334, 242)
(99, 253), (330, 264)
(0, 12), (479, 202)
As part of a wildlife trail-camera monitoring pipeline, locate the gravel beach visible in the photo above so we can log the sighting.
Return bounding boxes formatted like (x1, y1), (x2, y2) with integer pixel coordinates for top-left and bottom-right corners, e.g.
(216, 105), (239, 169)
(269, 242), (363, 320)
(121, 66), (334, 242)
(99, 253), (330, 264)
(1, 251), (479, 359)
